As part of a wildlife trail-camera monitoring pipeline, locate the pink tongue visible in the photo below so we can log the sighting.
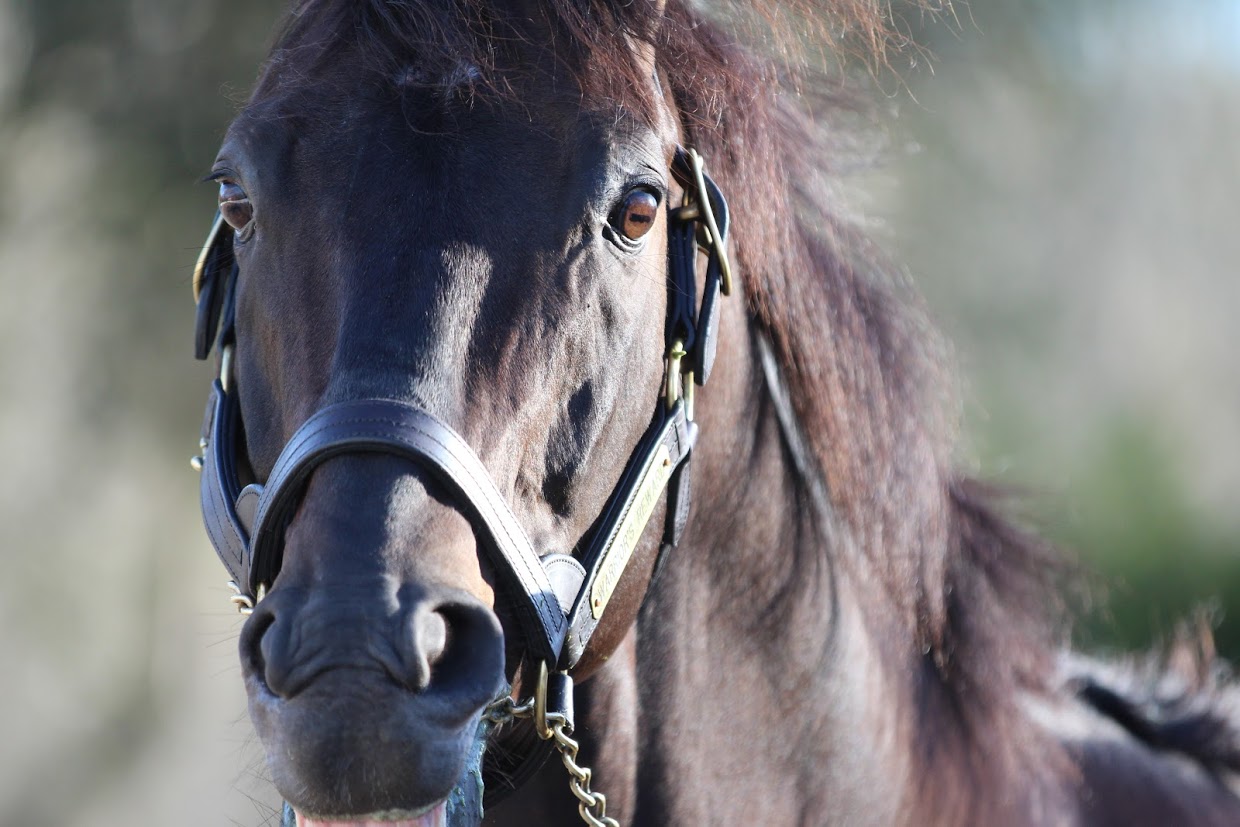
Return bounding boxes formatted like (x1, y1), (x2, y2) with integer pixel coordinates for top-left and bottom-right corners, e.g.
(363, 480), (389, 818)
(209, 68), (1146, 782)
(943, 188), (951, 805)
(295, 801), (447, 827)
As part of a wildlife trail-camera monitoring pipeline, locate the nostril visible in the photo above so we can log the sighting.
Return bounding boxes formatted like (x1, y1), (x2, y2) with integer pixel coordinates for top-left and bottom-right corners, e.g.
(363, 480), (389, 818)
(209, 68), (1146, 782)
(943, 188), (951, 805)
(239, 603), (278, 688)
(425, 602), (504, 704)
(237, 586), (503, 709)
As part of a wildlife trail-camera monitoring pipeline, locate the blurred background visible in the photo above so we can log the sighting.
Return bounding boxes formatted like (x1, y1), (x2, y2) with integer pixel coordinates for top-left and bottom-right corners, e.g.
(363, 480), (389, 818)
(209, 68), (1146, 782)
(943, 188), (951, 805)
(0, 0), (1236, 824)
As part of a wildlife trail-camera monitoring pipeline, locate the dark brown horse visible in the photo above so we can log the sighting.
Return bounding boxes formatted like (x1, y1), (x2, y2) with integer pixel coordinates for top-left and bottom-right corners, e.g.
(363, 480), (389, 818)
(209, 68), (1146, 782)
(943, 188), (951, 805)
(190, 1), (1240, 824)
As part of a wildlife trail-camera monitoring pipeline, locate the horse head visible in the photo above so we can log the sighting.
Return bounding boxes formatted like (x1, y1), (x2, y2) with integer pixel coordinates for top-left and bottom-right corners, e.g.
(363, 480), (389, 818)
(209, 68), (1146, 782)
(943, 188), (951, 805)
(192, 4), (724, 822)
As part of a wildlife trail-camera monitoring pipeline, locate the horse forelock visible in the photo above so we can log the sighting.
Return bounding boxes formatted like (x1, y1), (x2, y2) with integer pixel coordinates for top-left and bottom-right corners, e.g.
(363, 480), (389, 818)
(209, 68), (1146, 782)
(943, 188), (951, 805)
(255, 0), (935, 112)
(257, 0), (659, 113)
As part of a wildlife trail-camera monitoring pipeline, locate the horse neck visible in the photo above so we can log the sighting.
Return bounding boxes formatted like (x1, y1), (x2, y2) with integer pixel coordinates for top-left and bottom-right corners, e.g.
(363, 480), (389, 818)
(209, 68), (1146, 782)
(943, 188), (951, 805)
(588, 300), (916, 824)
(610, 301), (1067, 825)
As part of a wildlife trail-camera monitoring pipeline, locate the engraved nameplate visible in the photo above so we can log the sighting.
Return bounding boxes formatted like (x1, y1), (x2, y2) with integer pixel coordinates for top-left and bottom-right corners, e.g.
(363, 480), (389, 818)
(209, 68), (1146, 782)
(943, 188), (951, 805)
(590, 443), (672, 619)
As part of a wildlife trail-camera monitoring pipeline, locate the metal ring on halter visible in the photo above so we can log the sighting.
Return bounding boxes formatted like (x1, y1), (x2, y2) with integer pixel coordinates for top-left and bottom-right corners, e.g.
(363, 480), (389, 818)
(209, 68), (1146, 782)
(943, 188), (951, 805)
(533, 661), (553, 740)
(228, 580), (266, 615)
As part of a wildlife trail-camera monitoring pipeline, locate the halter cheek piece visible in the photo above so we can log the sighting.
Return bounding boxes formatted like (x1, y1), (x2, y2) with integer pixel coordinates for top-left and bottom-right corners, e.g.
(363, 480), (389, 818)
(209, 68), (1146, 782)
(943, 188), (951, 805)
(191, 146), (730, 773)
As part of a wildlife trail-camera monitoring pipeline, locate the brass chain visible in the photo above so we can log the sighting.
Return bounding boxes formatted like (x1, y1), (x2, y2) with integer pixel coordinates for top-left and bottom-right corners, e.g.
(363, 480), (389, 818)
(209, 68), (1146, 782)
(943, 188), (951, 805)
(481, 694), (534, 726)
(484, 691), (619, 827)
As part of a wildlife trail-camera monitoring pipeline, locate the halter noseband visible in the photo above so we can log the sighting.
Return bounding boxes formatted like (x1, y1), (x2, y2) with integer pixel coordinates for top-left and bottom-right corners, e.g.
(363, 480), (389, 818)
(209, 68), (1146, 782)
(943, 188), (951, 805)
(192, 145), (730, 673)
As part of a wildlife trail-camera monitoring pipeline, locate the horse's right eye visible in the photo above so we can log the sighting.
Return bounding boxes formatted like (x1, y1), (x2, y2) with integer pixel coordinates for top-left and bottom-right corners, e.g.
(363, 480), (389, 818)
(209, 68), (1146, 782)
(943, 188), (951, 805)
(218, 181), (254, 232)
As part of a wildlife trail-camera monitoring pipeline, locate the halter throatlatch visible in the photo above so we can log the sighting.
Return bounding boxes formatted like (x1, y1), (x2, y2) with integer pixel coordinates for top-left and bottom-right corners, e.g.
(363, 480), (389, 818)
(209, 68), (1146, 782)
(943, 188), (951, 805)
(191, 145), (732, 807)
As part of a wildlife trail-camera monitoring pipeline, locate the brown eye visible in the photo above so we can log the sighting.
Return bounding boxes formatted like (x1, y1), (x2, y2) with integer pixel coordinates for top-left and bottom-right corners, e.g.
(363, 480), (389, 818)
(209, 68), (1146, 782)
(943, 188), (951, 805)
(218, 180), (253, 231)
(616, 189), (659, 241)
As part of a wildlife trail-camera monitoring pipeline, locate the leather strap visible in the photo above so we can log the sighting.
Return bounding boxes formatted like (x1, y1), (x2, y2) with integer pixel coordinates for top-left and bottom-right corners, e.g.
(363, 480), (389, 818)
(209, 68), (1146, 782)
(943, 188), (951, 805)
(665, 196), (699, 353)
(669, 147), (730, 387)
(245, 400), (568, 662)
(199, 380), (251, 587)
(559, 401), (696, 669)
(193, 215), (233, 361)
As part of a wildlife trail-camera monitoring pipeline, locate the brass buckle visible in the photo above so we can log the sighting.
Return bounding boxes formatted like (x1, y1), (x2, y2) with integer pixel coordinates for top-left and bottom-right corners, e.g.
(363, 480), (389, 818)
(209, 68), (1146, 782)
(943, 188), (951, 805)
(664, 339), (694, 420)
(683, 148), (732, 296)
(664, 339), (686, 410)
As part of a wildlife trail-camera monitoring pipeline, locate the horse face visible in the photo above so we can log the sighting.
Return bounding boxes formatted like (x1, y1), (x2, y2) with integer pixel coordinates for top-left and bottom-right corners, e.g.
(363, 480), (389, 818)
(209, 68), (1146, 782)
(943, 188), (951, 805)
(213, 45), (677, 821)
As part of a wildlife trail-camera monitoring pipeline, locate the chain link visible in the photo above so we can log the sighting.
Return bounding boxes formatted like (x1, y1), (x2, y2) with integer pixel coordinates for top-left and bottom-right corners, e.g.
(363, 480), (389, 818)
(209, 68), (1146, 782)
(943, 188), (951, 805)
(483, 695), (619, 827)
(482, 694), (534, 726)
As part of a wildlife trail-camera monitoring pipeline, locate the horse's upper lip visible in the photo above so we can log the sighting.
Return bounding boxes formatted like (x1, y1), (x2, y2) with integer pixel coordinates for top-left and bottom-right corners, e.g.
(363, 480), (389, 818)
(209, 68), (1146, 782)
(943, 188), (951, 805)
(294, 799), (447, 826)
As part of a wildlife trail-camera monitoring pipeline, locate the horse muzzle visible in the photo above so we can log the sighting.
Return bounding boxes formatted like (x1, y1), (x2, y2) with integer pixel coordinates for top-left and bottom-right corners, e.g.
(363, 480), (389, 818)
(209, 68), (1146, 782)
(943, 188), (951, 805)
(237, 459), (506, 819)
(240, 581), (503, 818)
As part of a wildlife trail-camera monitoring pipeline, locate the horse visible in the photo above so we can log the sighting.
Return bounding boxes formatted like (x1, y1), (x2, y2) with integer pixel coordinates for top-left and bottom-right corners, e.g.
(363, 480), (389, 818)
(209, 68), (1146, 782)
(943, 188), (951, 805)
(188, 1), (1240, 824)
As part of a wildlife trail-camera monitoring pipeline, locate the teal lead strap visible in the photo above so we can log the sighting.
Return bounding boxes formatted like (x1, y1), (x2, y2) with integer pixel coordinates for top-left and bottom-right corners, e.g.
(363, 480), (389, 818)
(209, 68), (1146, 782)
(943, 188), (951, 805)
(446, 716), (490, 823)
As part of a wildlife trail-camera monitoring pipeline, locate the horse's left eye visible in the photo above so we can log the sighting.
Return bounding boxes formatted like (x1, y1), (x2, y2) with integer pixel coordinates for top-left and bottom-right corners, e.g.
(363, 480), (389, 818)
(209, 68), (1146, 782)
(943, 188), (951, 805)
(614, 189), (659, 241)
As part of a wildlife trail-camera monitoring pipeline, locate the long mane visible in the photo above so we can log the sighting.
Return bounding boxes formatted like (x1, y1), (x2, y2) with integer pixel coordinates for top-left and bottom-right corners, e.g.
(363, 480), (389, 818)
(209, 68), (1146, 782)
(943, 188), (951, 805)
(259, 0), (1240, 817)
(655, 4), (1070, 809)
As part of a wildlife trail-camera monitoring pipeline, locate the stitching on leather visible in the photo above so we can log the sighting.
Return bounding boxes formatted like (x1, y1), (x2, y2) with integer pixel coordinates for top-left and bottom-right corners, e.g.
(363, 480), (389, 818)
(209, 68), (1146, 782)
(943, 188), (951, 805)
(204, 401), (244, 572)
(249, 404), (564, 641)
(207, 453), (244, 570)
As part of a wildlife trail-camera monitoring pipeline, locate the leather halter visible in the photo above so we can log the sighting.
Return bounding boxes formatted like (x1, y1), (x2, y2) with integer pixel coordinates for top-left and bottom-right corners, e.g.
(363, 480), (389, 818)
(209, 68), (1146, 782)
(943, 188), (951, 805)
(192, 146), (731, 673)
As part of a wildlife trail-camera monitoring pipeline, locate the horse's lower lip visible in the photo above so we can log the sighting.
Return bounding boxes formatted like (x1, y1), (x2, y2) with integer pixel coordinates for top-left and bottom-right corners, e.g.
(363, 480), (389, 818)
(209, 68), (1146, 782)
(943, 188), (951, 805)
(294, 800), (447, 827)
